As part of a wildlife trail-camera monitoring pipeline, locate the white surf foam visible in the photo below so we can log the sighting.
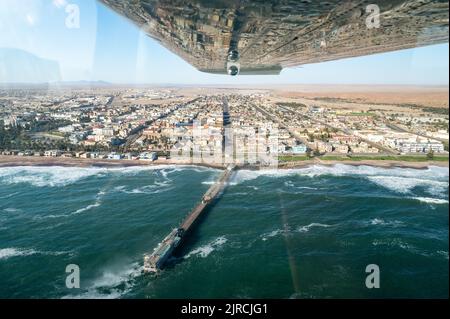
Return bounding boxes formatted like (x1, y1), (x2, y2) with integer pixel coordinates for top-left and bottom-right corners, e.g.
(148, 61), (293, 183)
(0, 166), (106, 187)
(371, 218), (385, 225)
(0, 247), (70, 260)
(284, 181), (317, 190)
(0, 248), (37, 260)
(36, 189), (106, 220)
(2, 208), (22, 213)
(63, 262), (142, 299)
(297, 223), (332, 233)
(185, 236), (228, 259)
(231, 169), (293, 184)
(372, 238), (415, 251)
(261, 223), (333, 240)
(436, 250), (449, 260)
(261, 229), (284, 241)
(231, 192), (249, 196)
(296, 186), (319, 190)
(67, 189), (106, 216)
(0, 192), (19, 199)
(284, 181), (294, 187)
(235, 165), (448, 181)
(369, 218), (404, 227)
(411, 197), (449, 205)
(368, 176), (448, 195)
(231, 165), (448, 198)
(0, 165), (217, 188)
(72, 201), (101, 215)
(114, 179), (173, 195)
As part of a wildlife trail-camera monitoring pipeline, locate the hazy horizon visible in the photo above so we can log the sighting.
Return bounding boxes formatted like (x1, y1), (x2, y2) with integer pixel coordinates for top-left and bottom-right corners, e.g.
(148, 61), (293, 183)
(0, 0), (448, 86)
(1, 81), (449, 89)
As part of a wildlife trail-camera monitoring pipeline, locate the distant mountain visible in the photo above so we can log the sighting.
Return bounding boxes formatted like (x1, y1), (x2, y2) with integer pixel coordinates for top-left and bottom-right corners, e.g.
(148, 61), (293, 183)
(0, 80), (113, 90)
(48, 80), (112, 88)
(0, 48), (61, 83)
(49, 80), (112, 87)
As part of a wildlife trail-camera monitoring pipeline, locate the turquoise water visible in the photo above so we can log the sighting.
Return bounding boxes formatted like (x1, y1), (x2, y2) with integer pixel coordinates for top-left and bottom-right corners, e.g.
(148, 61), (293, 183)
(0, 164), (448, 299)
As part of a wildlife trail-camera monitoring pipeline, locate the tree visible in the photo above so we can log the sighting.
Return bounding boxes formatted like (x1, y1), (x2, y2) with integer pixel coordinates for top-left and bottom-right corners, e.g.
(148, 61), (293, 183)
(427, 149), (435, 160)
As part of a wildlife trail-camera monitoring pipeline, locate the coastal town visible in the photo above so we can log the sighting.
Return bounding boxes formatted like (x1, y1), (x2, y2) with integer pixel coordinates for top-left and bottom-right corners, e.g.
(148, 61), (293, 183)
(0, 86), (448, 167)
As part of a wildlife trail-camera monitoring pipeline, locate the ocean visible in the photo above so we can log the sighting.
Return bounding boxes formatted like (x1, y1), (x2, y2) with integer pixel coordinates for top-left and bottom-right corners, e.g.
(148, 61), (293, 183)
(0, 164), (448, 299)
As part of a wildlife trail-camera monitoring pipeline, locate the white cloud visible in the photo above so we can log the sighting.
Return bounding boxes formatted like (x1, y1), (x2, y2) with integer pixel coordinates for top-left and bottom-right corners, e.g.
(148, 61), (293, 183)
(53, 0), (67, 9)
(26, 13), (36, 26)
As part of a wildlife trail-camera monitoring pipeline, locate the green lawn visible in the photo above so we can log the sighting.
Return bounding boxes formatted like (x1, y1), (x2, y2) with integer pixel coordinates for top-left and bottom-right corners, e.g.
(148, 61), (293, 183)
(323, 155), (449, 162)
(279, 155), (449, 162)
(278, 155), (310, 162)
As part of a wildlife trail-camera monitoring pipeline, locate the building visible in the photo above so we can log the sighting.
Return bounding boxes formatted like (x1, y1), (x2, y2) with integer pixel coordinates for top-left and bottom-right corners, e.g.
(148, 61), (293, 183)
(107, 153), (123, 160)
(291, 144), (307, 154)
(397, 141), (445, 154)
(139, 152), (158, 161)
(332, 144), (349, 154)
(314, 141), (333, 153)
(44, 150), (62, 157)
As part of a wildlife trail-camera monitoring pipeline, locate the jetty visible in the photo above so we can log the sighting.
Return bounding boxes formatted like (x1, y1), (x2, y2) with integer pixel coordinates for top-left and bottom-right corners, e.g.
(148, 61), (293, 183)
(143, 165), (236, 273)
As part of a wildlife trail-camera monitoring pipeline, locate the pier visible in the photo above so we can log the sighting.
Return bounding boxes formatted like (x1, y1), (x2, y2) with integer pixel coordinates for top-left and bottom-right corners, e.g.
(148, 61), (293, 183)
(144, 165), (236, 273)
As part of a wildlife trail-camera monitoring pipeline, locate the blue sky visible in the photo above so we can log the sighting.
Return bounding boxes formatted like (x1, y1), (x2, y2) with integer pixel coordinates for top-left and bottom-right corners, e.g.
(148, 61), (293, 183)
(0, 0), (448, 85)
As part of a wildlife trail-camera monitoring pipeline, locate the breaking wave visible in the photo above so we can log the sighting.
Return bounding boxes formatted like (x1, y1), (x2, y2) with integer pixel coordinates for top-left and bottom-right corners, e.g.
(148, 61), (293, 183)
(367, 176), (448, 195)
(2, 207), (22, 213)
(0, 165), (217, 188)
(0, 166), (105, 187)
(232, 165), (448, 197)
(436, 250), (449, 260)
(63, 262), (142, 299)
(72, 201), (102, 215)
(114, 180), (173, 195)
(261, 229), (284, 241)
(297, 223), (332, 233)
(0, 248), (72, 260)
(0, 192), (19, 199)
(185, 236), (228, 259)
(372, 238), (415, 251)
(411, 197), (449, 205)
(284, 181), (318, 190)
(0, 248), (37, 260)
(261, 223), (333, 240)
(36, 189), (106, 219)
(368, 218), (404, 227)
(371, 239), (447, 259)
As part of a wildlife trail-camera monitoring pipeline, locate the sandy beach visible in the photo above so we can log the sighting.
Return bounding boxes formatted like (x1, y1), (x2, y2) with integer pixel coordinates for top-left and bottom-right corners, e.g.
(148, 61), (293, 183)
(0, 155), (447, 170)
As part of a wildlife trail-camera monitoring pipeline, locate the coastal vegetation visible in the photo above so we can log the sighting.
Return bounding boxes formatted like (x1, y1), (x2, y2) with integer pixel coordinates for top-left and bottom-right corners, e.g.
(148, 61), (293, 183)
(278, 154), (449, 163)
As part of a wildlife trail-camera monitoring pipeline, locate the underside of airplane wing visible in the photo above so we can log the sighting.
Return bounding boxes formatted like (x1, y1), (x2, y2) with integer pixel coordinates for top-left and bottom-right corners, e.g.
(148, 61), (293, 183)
(99, 0), (449, 76)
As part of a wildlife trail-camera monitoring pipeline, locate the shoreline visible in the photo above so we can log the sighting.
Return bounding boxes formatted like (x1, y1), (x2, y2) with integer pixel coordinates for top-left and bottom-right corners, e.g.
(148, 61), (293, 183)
(0, 155), (447, 170)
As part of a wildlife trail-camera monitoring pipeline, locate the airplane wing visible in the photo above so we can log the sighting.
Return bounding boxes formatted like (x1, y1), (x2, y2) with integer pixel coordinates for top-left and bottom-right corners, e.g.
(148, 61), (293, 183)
(99, 0), (449, 76)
